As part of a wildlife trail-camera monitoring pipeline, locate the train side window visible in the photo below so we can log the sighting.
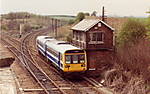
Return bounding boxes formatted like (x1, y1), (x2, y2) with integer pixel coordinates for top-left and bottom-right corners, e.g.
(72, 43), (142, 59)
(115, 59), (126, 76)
(47, 47), (58, 57)
(72, 55), (78, 64)
(79, 55), (85, 63)
(65, 55), (71, 64)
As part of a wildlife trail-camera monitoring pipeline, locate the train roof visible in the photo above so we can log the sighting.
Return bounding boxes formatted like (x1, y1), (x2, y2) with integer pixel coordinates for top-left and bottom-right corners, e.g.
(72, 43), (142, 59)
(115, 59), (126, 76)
(37, 36), (81, 54)
(46, 40), (80, 54)
(37, 36), (54, 41)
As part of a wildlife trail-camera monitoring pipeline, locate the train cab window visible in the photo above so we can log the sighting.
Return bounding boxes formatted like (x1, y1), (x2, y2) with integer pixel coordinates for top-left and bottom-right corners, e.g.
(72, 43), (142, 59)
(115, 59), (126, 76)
(72, 55), (78, 64)
(79, 55), (85, 63)
(66, 55), (71, 64)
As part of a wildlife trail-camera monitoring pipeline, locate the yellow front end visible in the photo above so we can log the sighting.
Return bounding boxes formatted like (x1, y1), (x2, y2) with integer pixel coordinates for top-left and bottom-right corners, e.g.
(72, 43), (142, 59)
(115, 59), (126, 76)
(64, 63), (86, 72)
(63, 51), (87, 72)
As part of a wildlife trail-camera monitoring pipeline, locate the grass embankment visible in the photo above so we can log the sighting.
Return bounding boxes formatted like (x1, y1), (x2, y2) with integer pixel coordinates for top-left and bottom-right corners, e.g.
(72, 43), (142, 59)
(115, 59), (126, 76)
(104, 39), (150, 94)
(103, 18), (150, 94)
(1, 12), (59, 38)
(57, 25), (73, 41)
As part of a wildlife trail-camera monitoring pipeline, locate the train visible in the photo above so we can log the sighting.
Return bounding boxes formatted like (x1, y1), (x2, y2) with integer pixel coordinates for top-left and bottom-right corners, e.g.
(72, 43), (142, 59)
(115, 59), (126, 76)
(36, 36), (87, 73)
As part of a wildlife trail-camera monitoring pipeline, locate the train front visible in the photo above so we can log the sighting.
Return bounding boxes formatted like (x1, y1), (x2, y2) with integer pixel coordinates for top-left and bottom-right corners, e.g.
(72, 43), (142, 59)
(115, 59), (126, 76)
(63, 50), (87, 72)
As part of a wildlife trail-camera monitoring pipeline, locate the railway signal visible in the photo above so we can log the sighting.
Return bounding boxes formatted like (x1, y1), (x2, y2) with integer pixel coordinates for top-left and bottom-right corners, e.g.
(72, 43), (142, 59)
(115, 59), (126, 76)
(19, 24), (22, 38)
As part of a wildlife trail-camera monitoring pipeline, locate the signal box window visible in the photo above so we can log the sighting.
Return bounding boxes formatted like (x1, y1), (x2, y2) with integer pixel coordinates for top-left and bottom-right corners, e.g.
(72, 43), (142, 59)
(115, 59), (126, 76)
(89, 32), (104, 44)
(76, 32), (79, 40)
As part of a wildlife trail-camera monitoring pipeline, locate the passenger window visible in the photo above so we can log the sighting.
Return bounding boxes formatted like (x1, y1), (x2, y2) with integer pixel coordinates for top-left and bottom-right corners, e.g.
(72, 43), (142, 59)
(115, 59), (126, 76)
(72, 55), (78, 64)
(79, 55), (85, 63)
(66, 55), (71, 64)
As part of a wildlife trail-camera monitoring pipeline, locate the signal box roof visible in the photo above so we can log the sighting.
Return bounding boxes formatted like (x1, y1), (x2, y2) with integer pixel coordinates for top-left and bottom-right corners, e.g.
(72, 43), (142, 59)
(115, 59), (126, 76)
(71, 19), (114, 31)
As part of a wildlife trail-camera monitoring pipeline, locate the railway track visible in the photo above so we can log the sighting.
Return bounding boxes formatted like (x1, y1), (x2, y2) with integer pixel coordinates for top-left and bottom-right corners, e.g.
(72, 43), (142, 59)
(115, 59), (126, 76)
(18, 28), (103, 94)
(20, 29), (82, 94)
(1, 26), (113, 94)
(1, 29), (67, 94)
(20, 31), (68, 94)
(25, 32), (108, 94)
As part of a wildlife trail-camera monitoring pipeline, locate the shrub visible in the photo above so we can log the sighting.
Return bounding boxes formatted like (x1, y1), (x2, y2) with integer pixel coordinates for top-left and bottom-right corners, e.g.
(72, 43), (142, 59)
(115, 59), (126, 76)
(146, 17), (150, 30)
(75, 12), (85, 22)
(68, 19), (75, 25)
(57, 25), (72, 41)
(23, 24), (32, 32)
(116, 39), (150, 81)
(91, 11), (97, 16)
(146, 17), (150, 39)
(1, 24), (9, 30)
(104, 39), (150, 93)
(7, 20), (20, 30)
(84, 13), (90, 16)
(117, 19), (146, 47)
(66, 32), (73, 43)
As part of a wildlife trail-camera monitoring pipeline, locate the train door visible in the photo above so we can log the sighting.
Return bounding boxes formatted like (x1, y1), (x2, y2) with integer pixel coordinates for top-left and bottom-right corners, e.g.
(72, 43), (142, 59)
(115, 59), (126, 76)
(44, 41), (48, 56)
(58, 52), (61, 67)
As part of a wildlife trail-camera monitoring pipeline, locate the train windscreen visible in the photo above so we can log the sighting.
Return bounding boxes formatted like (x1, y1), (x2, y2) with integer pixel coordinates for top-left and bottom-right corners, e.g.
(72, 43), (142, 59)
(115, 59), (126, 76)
(65, 55), (85, 64)
(65, 50), (84, 53)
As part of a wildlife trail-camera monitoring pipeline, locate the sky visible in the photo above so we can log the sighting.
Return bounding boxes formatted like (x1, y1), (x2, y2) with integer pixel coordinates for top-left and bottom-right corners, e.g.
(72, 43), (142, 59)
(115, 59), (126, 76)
(0, 0), (150, 17)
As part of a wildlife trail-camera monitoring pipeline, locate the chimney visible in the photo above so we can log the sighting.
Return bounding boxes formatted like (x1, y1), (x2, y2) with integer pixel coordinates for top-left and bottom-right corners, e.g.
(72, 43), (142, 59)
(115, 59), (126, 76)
(102, 6), (105, 22)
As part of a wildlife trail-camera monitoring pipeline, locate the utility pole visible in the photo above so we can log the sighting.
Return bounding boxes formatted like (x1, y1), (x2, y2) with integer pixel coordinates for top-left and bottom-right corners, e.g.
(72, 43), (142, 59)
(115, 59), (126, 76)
(58, 20), (60, 27)
(51, 18), (54, 37)
(55, 19), (57, 38)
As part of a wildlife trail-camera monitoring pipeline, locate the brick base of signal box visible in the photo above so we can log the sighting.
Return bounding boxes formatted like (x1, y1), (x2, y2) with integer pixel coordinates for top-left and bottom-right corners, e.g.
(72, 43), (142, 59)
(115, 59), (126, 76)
(85, 50), (114, 76)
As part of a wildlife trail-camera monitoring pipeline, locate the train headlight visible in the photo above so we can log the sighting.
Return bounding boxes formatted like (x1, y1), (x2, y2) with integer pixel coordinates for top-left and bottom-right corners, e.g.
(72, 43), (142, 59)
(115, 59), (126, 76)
(80, 60), (84, 63)
(65, 65), (70, 68)
(81, 64), (85, 67)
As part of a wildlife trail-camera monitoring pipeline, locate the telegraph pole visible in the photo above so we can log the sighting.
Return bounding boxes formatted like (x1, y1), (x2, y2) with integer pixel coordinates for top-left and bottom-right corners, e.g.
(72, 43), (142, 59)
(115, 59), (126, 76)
(51, 18), (54, 37)
(55, 19), (57, 38)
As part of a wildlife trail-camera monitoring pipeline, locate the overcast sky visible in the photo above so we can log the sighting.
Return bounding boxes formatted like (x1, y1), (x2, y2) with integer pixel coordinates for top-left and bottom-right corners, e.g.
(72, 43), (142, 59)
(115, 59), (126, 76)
(0, 0), (150, 17)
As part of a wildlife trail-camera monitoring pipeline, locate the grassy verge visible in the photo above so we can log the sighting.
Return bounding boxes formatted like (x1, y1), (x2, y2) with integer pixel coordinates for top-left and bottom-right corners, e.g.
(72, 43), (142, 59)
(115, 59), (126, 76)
(56, 25), (73, 42)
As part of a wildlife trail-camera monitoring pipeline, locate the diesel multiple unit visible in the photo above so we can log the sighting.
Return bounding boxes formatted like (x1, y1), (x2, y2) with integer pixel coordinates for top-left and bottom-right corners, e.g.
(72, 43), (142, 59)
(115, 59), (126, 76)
(36, 36), (87, 73)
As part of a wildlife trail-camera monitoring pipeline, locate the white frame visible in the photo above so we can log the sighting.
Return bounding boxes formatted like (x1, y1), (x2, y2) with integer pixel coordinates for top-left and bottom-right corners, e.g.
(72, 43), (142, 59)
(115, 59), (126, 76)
(89, 31), (104, 44)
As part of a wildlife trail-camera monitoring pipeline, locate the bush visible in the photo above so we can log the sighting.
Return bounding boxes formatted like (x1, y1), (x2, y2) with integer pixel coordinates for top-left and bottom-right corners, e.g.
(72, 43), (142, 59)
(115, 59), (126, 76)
(7, 20), (20, 30)
(146, 17), (150, 39)
(1, 24), (9, 30)
(105, 39), (150, 93)
(23, 24), (32, 32)
(91, 11), (97, 16)
(75, 12), (85, 22)
(84, 13), (90, 16)
(68, 19), (75, 25)
(57, 25), (72, 41)
(117, 19), (146, 47)
(116, 39), (150, 81)
(66, 32), (73, 43)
